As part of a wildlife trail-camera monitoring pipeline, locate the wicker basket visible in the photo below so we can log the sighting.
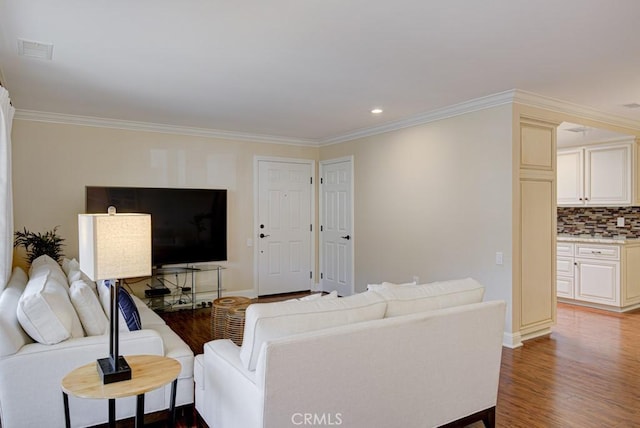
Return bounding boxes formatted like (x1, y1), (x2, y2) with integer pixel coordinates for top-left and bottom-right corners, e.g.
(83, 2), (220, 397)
(225, 304), (249, 346)
(211, 296), (251, 340)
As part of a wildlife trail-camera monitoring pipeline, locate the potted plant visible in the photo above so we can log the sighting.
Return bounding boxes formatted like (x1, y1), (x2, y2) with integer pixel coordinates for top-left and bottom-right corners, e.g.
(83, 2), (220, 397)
(14, 226), (65, 265)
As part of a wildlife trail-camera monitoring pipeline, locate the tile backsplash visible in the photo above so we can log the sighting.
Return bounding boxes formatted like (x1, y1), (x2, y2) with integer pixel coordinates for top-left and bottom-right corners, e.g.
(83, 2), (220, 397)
(557, 207), (640, 238)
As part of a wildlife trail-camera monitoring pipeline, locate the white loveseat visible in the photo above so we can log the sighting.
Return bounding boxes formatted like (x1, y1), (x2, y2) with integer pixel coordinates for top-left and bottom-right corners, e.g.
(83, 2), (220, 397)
(195, 278), (505, 428)
(0, 257), (194, 428)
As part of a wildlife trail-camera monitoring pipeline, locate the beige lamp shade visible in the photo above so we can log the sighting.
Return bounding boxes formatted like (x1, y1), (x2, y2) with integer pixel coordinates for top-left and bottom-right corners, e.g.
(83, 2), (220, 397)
(78, 213), (152, 281)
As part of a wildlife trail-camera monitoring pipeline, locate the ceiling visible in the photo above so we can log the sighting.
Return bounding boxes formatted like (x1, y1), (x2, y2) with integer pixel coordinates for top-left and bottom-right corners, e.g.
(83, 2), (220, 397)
(557, 122), (634, 148)
(1, 0), (640, 145)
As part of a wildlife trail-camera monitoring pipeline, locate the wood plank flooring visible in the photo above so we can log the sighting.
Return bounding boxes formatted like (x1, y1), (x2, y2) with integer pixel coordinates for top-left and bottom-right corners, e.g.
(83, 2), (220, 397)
(496, 303), (640, 427)
(160, 301), (640, 428)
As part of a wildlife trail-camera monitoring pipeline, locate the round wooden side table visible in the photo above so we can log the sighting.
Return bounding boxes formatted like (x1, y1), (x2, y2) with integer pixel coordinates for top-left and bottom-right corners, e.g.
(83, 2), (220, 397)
(61, 354), (181, 428)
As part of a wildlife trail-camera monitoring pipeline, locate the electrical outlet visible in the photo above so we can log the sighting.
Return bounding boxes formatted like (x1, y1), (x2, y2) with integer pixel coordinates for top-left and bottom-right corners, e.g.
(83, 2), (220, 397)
(617, 217), (625, 227)
(495, 252), (504, 265)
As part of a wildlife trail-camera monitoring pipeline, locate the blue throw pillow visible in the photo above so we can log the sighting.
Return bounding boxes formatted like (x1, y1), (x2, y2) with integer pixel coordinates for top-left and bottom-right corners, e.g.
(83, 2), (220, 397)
(118, 287), (142, 331)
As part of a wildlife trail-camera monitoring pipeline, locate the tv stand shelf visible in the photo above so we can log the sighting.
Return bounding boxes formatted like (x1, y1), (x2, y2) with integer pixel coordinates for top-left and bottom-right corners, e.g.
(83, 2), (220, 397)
(144, 265), (225, 311)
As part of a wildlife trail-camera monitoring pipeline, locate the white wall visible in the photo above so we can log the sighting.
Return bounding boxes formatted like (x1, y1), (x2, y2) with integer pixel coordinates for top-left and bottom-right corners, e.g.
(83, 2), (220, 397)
(11, 120), (318, 298)
(320, 105), (514, 328)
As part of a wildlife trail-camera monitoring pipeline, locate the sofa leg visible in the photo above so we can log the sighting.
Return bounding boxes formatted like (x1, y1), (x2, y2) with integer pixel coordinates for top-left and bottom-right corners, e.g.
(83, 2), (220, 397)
(482, 407), (496, 428)
(195, 408), (209, 428)
(438, 406), (496, 428)
(182, 404), (194, 427)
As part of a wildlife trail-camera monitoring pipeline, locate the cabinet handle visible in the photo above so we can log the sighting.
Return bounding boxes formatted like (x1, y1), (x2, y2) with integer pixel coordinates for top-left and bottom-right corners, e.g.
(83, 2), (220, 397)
(591, 250), (602, 254)
(579, 198), (583, 201)
(585, 198), (589, 201)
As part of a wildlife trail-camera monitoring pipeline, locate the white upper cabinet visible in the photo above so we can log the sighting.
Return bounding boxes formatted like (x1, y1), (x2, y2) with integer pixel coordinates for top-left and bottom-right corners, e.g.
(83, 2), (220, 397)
(557, 142), (633, 206)
(557, 149), (584, 205)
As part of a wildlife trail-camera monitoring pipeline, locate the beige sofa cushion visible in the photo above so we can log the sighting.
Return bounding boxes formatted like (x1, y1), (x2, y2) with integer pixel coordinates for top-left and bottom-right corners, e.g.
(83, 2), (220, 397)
(371, 277), (485, 317)
(240, 291), (386, 371)
(0, 267), (33, 356)
(29, 255), (68, 288)
(69, 279), (109, 336)
(17, 267), (85, 344)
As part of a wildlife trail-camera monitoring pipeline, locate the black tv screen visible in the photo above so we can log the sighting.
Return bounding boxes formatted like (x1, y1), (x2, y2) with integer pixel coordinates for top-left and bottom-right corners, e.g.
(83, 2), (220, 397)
(86, 186), (227, 266)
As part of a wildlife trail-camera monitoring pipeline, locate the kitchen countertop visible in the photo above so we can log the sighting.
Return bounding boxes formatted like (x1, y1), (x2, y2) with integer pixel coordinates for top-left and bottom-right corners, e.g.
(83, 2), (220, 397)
(557, 234), (640, 244)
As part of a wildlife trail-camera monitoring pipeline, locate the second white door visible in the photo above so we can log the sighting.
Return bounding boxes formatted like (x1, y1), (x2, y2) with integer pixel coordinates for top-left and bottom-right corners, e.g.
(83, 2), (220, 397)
(320, 158), (354, 296)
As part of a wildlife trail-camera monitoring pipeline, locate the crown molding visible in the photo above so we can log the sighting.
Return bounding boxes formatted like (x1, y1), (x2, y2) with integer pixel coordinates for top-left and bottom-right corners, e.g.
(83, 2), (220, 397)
(13, 89), (640, 147)
(321, 89), (640, 146)
(320, 90), (517, 146)
(13, 109), (319, 146)
(511, 89), (640, 131)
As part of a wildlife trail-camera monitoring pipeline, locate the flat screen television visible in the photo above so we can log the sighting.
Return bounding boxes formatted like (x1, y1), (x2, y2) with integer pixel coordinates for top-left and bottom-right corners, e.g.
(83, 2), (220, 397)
(86, 186), (227, 267)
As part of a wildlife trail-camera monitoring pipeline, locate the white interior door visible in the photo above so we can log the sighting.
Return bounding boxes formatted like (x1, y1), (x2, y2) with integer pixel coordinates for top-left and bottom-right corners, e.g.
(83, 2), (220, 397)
(320, 158), (354, 296)
(257, 159), (313, 296)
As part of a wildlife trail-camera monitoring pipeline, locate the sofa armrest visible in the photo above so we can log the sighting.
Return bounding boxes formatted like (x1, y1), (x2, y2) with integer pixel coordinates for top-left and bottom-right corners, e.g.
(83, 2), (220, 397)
(196, 340), (261, 428)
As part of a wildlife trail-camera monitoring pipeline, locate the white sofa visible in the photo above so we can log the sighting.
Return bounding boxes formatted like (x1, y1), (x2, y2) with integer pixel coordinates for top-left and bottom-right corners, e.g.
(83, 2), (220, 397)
(195, 278), (505, 428)
(0, 257), (194, 428)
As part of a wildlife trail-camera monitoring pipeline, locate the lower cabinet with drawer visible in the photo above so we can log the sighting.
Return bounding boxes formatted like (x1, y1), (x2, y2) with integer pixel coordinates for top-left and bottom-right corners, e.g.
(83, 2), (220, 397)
(575, 246), (620, 306)
(556, 243), (575, 299)
(557, 240), (640, 311)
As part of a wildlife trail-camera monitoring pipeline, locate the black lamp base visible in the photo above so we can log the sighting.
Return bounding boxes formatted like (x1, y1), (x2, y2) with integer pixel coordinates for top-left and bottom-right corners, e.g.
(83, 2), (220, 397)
(97, 356), (132, 384)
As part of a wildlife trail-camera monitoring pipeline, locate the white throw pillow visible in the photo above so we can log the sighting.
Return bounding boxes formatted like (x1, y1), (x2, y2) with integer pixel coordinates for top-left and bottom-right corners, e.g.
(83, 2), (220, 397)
(61, 257), (76, 276)
(68, 268), (98, 295)
(17, 268), (85, 344)
(30, 254), (68, 289)
(372, 277), (485, 317)
(367, 281), (416, 292)
(240, 291), (386, 371)
(69, 279), (109, 336)
(0, 267), (33, 356)
(297, 290), (339, 301)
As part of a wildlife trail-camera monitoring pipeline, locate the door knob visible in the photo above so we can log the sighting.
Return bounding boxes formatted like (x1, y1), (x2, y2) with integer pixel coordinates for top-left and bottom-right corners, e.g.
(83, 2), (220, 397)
(259, 233), (270, 238)
(341, 235), (351, 240)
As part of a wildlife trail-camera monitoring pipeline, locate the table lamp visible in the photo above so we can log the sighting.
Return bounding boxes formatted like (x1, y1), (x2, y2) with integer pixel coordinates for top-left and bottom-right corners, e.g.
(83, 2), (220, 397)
(78, 207), (151, 384)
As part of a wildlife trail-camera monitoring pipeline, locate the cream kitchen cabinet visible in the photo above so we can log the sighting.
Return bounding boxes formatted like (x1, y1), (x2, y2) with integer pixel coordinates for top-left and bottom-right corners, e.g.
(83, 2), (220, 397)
(574, 244), (620, 306)
(556, 242), (574, 299)
(557, 142), (633, 206)
(556, 238), (640, 311)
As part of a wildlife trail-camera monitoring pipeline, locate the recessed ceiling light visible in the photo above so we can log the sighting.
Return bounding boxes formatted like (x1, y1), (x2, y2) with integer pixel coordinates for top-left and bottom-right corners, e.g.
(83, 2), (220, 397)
(371, 108), (383, 114)
(622, 102), (640, 109)
(17, 39), (54, 60)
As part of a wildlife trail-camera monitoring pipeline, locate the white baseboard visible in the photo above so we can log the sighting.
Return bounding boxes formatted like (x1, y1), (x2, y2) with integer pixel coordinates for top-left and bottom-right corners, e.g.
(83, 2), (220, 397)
(503, 326), (552, 349)
(502, 331), (523, 349)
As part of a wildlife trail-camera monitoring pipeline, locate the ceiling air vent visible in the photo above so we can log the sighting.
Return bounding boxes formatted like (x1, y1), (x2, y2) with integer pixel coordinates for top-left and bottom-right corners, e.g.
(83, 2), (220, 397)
(564, 126), (590, 133)
(17, 39), (53, 60)
(622, 102), (640, 109)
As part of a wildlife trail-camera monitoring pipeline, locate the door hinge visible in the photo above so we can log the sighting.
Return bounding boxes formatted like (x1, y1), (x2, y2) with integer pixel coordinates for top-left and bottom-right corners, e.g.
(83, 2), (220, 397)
(310, 224), (313, 232)
(320, 177), (323, 184)
(320, 225), (323, 232)
(310, 177), (313, 185)
(320, 272), (323, 279)
(310, 271), (313, 279)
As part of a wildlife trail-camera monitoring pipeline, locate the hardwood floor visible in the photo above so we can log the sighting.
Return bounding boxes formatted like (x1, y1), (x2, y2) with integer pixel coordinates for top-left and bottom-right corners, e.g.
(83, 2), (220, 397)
(161, 301), (640, 427)
(496, 303), (640, 427)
